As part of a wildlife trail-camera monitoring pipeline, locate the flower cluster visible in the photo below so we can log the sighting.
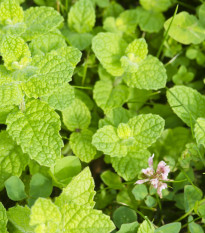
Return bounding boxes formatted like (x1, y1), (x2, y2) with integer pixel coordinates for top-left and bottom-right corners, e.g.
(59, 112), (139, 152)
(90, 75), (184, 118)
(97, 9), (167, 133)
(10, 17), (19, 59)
(135, 154), (171, 198)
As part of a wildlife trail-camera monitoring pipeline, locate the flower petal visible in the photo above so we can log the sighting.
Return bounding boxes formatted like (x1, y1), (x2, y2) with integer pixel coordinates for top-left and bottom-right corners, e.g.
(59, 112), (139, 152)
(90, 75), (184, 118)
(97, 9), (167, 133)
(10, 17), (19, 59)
(135, 179), (149, 184)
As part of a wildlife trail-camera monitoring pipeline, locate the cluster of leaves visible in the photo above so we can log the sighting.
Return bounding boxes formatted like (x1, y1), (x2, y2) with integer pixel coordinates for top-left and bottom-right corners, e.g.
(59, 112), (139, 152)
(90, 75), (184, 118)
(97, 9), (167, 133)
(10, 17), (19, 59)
(0, 0), (205, 232)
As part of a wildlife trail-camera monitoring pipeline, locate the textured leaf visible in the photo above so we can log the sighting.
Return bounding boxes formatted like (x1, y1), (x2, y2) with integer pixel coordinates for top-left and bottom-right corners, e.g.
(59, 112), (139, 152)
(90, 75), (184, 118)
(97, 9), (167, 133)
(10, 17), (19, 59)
(62, 98), (91, 131)
(140, 0), (171, 12)
(0, 202), (7, 233)
(22, 6), (64, 41)
(111, 150), (151, 181)
(199, 3), (205, 26)
(167, 86), (205, 127)
(194, 118), (205, 147)
(6, 99), (63, 167)
(164, 12), (205, 45)
(68, 0), (95, 33)
(60, 203), (115, 233)
(41, 83), (75, 111)
(137, 220), (155, 233)
(0, 36), (31, 70)
(29, 31), (67, 56)
(70, 129), (97, 163)
(92, 32), (127, 76)
(124, 55), (167, 90)
(7, 206), (35, 233)
(93, 80), (129, 113)
(30, 198), (61, 232)
(0, 0), (24, 25)
(0, 131), (28, 190)
(184, 185), (202, 212)
(121, 38), (148, 73)
(22, 52), (74, 98)
(55, 167), (95, 208)
(92, 114), (164, 157)
(136, 7), (165, 33)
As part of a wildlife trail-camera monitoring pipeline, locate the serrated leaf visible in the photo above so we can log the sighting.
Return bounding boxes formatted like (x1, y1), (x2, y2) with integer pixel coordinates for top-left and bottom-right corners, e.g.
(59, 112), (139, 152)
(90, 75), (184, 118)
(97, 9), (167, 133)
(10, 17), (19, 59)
(124, 55), (167, 90)
(55, 167), (95, 208)
(70, 129), (97, 163)
(62, 98), (91, 131)
(121, 38), (148, 73)
(0, 202), (7, 233)
(164, 11), (205, 45)
(22, 52), (74, 98)
(137, 219), (155, 233)
(0, 130), (28, 190)
(167, 86), (205, 127)
(29, 31), (67, 56)
(93, 80), (129, 113)
(0, 36), (31, 70)
(140, 0), (171, 13)
(194, 118), (205, 147)
(30, 198), (61, 232)
(68, 0), (95, 33)
(6, 99), (63, 167)
(0, 0), (23, 25)
(60, 203), (115, 233)
(92, 114), (164, 157)
(22, 6), (64, 41)
(111, 150), (151, 181)
(92, 32), (127, 76)
(136, 7), (165, 33)
(40, 83), (75, 111)
(7, 205), (35, 233)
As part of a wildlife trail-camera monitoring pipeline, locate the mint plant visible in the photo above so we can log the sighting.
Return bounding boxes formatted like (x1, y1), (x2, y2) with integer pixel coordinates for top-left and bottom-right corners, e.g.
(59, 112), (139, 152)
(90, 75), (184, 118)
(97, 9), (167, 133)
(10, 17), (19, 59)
(1, 0), (205, 232)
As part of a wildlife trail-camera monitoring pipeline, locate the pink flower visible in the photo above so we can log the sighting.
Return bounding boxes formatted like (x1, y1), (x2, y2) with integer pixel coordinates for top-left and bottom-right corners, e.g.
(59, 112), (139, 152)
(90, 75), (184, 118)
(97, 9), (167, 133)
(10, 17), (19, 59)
(135, 154), (171, 198)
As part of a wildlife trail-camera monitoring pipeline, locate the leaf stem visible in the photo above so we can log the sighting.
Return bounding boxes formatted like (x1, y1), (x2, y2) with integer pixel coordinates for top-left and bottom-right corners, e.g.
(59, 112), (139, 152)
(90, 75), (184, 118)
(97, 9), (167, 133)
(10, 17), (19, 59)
(156, 5), (178, 58)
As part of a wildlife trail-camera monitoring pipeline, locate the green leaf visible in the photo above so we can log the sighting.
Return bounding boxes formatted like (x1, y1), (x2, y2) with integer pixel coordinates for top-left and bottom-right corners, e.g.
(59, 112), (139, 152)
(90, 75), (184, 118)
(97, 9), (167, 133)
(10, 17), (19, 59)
(5, 176), (27, 201)
(194, 118), (205, 147)
(140, 0), (171, 12)
(124, 55), (167, 90)
(164, 11), (205, 45)
(111, 150), (151, 181)
(136, 7), (165, 33)
(70, 129), (97, 163)
(29, 31), (67, 56)
(22, 52), (74, 98)
(0, 36), (31, 70)
(40, 83), (75, 111)
(172, 65), (194, 85)
(55, 167), (95, 208)
(62, 98), (91, 131)
(0, 130), (28, 190)
(113, 206), (137, 229)
(199, 3), (205, 26)
(93, 80), (129, 113)
(184, 185), (203, 212)
(121, 38), (148, 73)
(51, 156), (81, 186)
(68, 0), (95, 33)
(118, 222), (139, 233)
(100, 170), (123, 189)
(7, 205), (35, 233)
(132, 184), (148, 201)
(22, 6), (64, 41)
(145, 196), (157, 208)
(0, 202), (7, 233)
(92, 32), (127, 76)
(6, 99), (63, 167)
(30, 198), (62, 232)
(0, 0), (24, 25)
(155, 223), (181, 233)
(138, 220), (155, 233)
(188, 216), (204, 233)
(29, 173), (52, 199)
(167, 86), (205, 127)
(93, 114), (164, 157)
(60, 203), (115, 232)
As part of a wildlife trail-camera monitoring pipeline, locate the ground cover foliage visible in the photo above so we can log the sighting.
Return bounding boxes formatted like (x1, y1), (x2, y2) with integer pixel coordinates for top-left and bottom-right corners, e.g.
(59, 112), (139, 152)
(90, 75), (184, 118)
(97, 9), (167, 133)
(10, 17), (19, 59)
(0, 0), (205, 232)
